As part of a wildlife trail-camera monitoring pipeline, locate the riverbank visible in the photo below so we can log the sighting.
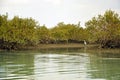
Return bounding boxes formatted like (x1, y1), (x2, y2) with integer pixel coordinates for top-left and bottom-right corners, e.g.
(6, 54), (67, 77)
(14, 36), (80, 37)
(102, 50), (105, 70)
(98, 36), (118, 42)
(20, 43), (99, 50)
(1, 43), (120, 53)
(1, 43), (120, 51)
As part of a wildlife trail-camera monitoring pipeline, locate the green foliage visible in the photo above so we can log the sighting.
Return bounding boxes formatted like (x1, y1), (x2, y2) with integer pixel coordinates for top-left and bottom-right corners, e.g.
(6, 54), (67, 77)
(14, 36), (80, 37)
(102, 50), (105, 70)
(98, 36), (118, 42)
(0, 14), (38, 50)
(50, 22), (85, 43)
(37, 25), (51, 43)
(85, 10), (120, 48)
(51, 22), (69, 42)
(0, 10), (120, 50)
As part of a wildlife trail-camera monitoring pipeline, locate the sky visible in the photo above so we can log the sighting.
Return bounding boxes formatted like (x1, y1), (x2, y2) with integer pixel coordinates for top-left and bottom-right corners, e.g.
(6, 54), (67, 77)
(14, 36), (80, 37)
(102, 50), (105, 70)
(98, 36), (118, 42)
(0, 0), (120, 28)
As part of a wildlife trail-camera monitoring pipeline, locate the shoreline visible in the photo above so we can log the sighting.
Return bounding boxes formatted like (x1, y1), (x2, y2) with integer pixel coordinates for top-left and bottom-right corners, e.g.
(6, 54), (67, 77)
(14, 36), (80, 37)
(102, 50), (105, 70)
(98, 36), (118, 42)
(1, 43), (120, 51)
(0, 43), (96, 51)
(21, 43), (99, 50)
(0, 44), (120, 53)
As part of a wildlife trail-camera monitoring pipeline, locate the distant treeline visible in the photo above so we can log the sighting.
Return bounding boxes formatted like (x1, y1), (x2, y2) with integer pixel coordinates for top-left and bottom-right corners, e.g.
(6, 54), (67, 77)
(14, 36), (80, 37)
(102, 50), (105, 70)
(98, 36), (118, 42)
(0, 10), (120, 50)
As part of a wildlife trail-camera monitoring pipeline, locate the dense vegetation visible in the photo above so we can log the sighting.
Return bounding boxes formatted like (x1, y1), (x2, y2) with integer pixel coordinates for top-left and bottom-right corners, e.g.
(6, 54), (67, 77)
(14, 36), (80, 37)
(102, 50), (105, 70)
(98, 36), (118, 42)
(0, 10), (120, 50)
(85, 10), (120, 48)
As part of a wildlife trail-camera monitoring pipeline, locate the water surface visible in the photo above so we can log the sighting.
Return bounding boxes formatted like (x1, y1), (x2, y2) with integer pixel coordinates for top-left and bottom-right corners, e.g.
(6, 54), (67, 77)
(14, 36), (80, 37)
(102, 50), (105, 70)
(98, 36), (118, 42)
(0, 48), (120, 80)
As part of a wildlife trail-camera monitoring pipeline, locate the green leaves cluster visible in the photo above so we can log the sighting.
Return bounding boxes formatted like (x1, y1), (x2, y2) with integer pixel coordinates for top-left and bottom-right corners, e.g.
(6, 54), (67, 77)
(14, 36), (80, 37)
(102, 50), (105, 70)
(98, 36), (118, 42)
(36, 22), (86, 44)
(85, 10), (120, 48)
(50, 22), (87, 43)
(0, 10), (120, 50)
(0, 14), (86, 50)
(0, 14), (38, 49)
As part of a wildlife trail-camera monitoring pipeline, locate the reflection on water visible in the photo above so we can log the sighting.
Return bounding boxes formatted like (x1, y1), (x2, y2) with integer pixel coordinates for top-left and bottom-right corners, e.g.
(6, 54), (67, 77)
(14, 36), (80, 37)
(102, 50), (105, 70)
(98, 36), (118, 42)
(34, 53), (89, 80)
(0, 51), (34, 80)
(0, 48), (120, 80)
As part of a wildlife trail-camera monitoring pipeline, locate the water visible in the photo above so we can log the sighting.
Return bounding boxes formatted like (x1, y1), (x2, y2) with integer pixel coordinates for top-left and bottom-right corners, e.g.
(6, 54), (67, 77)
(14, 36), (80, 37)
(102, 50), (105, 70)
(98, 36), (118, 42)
(0, 48), (120, 80)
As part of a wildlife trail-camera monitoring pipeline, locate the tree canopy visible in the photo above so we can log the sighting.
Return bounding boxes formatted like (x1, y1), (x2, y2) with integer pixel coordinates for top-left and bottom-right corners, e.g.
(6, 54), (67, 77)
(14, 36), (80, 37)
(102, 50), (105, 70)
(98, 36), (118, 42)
(0, 10), (120, 50)
(85, 10), (120, 48)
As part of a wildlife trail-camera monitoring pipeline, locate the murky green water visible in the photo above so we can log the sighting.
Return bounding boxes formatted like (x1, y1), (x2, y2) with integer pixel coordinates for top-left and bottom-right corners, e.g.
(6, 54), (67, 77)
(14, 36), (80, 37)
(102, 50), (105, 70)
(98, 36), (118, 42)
(0, 48), (120, 80)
